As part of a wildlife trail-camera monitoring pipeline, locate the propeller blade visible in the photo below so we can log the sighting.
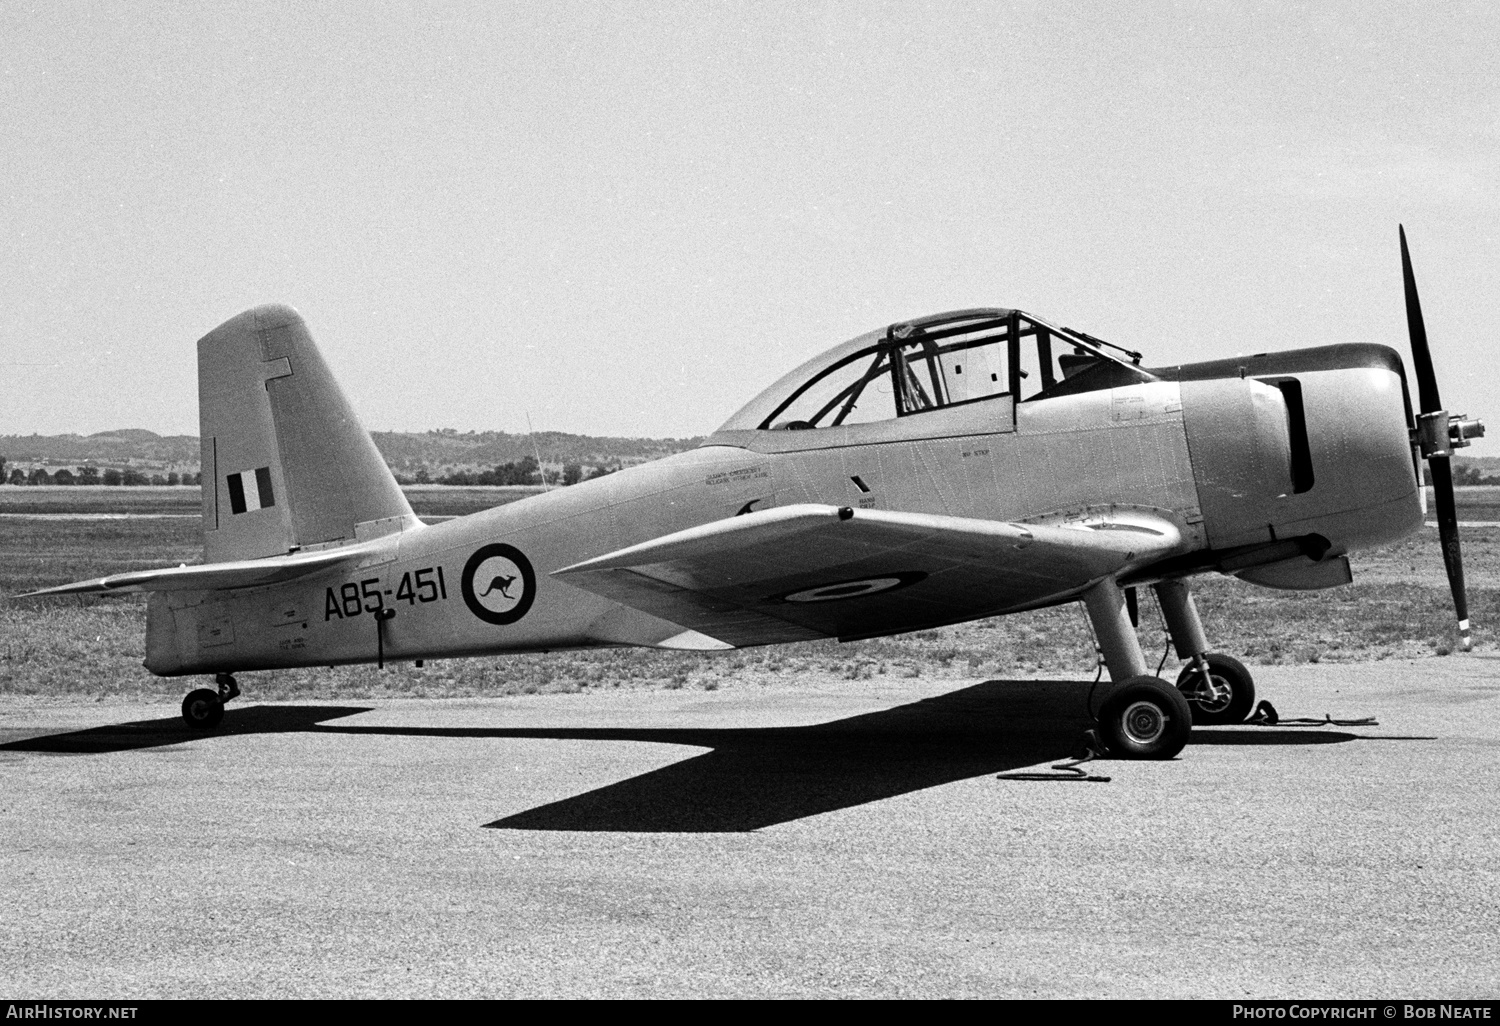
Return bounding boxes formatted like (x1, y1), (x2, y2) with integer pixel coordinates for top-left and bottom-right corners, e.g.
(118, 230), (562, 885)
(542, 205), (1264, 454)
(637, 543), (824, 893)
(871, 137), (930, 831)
(1429, 456), (1472, 651)
(1402, 227), (1472, 651)
(1400, 224), (1442, 414)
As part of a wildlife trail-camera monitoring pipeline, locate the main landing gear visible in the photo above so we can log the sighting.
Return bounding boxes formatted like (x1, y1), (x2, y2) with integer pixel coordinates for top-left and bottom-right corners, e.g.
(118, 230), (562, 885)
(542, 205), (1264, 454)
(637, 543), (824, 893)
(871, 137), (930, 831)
(181, 673), (239, 729)
(1081, 577), (1257, 759)
(1152, 579), (1256, 727)
(1175, 652), (1255, 726)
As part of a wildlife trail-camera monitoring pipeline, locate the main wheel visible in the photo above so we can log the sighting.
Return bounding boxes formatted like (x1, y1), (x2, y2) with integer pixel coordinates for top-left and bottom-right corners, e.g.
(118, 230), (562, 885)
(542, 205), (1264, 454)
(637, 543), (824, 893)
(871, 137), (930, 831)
(1098, 676), (1192, 760)
(181, 688), (224, 729)
(1176, 653), (1255, 726)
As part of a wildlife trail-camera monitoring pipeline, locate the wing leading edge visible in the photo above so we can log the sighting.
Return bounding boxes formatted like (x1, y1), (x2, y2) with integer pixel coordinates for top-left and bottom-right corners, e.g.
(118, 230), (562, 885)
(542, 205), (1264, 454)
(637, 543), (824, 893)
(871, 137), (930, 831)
(556, 504), (1185, 647)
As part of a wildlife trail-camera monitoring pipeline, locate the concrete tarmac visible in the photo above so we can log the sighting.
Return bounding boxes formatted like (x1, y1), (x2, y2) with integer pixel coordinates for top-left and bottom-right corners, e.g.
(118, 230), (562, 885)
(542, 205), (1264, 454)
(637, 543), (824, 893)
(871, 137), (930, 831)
(2, 659), (1497, 999)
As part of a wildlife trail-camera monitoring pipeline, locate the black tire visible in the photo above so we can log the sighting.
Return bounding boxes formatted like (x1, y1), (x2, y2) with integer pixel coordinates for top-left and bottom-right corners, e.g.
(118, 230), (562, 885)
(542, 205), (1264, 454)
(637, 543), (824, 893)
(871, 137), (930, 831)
(181, 688), (224, 729)
(1099, 676), (1192, 760)
(1176, 653), (1255, 726)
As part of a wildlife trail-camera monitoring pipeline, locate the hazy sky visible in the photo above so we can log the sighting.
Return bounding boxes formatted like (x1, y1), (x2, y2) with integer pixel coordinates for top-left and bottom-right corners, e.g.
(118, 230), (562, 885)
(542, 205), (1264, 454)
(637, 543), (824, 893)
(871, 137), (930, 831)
(3, 2), (1496, 450)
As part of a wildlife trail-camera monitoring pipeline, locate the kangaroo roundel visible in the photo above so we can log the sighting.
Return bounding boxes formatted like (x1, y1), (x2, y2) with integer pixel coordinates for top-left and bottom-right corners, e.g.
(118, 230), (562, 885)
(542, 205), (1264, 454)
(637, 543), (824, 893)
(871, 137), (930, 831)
(461, 544), (536, 625)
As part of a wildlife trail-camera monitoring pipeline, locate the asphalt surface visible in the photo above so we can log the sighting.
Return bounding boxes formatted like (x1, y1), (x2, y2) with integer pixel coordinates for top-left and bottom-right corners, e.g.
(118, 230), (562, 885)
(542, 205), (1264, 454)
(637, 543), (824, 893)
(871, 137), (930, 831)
(2, 659), (1497, 999)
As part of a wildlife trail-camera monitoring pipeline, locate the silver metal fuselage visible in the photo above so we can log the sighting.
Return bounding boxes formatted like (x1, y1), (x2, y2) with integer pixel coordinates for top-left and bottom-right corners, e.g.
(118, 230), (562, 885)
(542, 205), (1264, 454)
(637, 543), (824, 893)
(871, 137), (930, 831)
(145, 344), (1422, 676)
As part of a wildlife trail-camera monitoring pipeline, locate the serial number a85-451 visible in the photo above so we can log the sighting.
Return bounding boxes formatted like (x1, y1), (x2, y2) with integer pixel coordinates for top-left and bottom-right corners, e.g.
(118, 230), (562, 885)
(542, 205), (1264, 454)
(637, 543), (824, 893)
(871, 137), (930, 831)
(324, 567), (448, 620)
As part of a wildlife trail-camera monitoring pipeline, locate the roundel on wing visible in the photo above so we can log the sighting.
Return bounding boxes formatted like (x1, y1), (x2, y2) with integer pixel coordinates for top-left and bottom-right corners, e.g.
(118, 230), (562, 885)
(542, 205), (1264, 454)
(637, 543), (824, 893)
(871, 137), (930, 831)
(461, 543), (537, 625)
(778, 571), (927, 604)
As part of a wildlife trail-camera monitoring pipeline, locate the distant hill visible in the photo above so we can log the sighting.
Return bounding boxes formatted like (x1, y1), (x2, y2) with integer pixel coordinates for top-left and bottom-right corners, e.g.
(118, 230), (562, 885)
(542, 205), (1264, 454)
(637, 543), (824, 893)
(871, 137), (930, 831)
(370, 429), (702, 478)
(0, 429), (703, 479)
(0, 432), (200, 471)
(90, 428), (168, 443)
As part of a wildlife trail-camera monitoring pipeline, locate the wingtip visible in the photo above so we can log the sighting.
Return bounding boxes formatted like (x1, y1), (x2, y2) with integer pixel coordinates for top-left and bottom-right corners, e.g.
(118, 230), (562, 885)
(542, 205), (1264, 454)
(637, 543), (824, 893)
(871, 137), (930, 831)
(14, 582), (106, 599)
(657, 629), (735, 652)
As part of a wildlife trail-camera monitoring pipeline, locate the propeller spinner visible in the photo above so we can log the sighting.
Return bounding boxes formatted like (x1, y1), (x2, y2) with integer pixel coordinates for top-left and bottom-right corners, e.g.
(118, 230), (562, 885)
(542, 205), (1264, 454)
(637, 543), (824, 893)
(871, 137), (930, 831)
(1400, 225), (1485, 650)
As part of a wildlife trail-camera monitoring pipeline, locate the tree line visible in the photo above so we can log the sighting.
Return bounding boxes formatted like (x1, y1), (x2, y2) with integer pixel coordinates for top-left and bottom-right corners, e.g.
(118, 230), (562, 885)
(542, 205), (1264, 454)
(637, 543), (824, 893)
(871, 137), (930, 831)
(1423, 464), (1500, 487)
(397, 455), (616, 487)
(0, 458), (202, 487)
(6, 449), (1498, 490)
(0, 452), (606, 488)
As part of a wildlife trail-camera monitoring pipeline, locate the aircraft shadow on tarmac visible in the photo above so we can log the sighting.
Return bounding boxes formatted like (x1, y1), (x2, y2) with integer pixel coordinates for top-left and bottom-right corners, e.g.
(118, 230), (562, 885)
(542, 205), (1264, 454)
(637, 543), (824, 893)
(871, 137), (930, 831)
(1, 679), (1389, 832)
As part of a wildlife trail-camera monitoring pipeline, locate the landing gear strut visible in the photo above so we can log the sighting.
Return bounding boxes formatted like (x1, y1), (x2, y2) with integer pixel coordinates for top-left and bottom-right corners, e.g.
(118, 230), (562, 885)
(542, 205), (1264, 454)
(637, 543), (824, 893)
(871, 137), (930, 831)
(1153, 580), (1256, 725)
(1082, 579), (1192, 759)
(181, 673), (239, 730)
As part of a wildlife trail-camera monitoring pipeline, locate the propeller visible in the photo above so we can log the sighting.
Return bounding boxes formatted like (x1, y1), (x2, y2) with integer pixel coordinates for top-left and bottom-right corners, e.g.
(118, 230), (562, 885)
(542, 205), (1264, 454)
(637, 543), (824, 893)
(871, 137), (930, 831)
(1400, 225), (1484, 651)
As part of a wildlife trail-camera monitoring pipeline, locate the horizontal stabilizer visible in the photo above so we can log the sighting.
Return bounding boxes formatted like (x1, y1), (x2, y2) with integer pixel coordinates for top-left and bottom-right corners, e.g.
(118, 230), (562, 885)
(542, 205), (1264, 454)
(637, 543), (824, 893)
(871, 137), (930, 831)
(554, 504), (1183, 646)
(19, 546), (366, 598)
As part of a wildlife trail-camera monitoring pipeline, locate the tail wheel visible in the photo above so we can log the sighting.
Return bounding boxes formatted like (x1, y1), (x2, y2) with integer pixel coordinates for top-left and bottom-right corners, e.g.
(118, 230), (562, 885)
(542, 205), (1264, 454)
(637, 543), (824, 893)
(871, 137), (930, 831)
(1176, 653), (1255, 726)
(181, 689), (224, 730)
(1099, 676), (1192, 760)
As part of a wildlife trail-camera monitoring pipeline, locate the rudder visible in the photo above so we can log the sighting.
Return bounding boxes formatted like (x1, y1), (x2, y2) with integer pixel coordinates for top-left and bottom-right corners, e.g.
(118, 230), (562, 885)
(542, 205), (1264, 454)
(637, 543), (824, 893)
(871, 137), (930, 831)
(198, 304), (415, 562)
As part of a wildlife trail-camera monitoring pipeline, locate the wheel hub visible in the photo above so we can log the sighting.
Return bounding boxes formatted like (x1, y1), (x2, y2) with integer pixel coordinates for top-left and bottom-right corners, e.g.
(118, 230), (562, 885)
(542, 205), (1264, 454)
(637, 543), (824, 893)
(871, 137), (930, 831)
(1121, 699), (1167, 745)
(1184, 670), (1232, 713)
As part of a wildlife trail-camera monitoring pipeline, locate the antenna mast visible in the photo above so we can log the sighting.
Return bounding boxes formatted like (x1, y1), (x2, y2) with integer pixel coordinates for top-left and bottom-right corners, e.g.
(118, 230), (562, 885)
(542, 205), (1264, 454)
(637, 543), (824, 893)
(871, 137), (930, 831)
(526, 411), (549, 492)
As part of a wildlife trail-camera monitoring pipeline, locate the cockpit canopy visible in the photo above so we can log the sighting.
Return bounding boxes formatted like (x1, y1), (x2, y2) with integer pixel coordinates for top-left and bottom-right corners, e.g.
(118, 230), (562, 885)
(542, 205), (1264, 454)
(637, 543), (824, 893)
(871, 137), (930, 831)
(717, 308), (1154, 432)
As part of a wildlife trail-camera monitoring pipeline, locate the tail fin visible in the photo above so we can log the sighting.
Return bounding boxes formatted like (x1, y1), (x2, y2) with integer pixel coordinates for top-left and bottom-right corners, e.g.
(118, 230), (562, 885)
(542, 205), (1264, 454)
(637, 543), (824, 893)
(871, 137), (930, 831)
(198, 304), (415, 562)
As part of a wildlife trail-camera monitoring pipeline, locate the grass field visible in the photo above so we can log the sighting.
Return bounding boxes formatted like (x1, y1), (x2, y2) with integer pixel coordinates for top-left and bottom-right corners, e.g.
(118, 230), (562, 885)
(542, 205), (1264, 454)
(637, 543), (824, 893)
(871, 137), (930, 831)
(3, 485), (1496, 703)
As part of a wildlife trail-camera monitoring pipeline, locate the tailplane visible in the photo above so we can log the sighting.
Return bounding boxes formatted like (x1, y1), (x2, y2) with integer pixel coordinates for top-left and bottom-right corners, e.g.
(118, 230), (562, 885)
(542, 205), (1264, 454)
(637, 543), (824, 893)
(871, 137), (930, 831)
(198, 305), (415, 562)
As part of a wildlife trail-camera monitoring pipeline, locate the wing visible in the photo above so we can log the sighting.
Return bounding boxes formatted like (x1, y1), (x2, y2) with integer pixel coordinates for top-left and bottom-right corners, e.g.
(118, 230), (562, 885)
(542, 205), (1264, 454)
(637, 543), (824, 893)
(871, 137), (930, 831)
(554, 504), (1184, 647)
(18, 546), (366, 598)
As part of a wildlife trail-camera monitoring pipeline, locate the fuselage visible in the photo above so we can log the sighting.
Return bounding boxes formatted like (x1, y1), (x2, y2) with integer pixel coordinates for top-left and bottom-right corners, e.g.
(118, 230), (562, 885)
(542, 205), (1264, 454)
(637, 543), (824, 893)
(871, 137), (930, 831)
(144, 342), (1422, 676)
